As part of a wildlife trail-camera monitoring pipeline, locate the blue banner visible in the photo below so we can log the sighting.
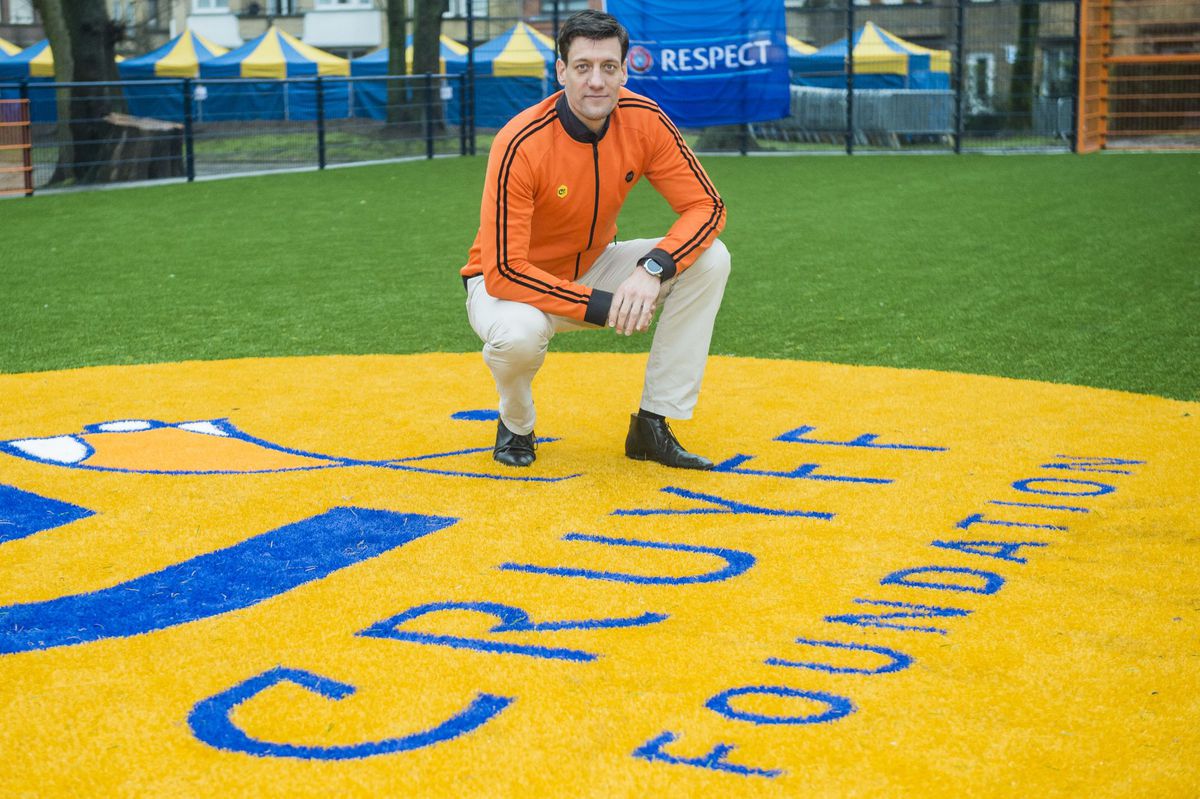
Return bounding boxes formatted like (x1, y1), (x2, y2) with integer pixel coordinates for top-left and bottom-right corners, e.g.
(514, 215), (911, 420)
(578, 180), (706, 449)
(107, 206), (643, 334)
(606, 0), (789, 127)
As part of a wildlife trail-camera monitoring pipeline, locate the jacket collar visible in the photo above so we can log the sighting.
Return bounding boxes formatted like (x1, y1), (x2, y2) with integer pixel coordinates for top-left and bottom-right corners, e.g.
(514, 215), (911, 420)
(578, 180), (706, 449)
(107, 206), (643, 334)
(556, 93), (611, 143)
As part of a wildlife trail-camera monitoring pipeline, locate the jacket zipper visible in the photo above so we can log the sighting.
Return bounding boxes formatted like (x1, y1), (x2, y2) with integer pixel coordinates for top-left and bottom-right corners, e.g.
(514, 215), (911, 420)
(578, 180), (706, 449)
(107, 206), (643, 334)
(576, 142), (601, 280)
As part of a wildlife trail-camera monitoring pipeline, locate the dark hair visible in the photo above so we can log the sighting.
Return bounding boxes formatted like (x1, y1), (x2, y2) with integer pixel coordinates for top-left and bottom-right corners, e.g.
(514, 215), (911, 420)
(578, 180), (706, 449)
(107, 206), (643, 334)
(557, 9), (629, 63)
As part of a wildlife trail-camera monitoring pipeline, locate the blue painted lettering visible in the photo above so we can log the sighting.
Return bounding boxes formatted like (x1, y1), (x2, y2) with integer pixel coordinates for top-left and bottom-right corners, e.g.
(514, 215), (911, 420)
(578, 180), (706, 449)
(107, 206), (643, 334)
(825, 598), (971, 635)
(706, 686), (855, 725)
(774, 424), (946, 452)
(189, 667), (511, 759)
(357, 601), (667, 662)
(880, 565), (1005, 595)
(956, 512), (1067, 532)
(633, 731), (782, 778)
(772, 422), (950, 448)
(765, 637), (913, 675)
(498, 532), (755, 585)
(612, 485), (834, 519)
(1012, 477), (1115, 497)
(711, 454), (891, 484)
(1041, 455), (1145, 475)
(990, 500), (1090, 513)
(931, 539), (1048, 564)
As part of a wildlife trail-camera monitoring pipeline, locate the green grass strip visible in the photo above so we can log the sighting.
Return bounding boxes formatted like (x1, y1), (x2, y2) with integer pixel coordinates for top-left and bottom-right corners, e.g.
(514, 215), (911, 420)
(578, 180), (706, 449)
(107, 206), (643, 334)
(2, 153), (1197, 401)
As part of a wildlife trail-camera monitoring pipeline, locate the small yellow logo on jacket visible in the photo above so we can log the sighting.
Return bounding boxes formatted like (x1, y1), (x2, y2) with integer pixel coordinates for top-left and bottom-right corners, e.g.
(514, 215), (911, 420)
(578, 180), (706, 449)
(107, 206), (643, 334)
(556, 184), (568, 199)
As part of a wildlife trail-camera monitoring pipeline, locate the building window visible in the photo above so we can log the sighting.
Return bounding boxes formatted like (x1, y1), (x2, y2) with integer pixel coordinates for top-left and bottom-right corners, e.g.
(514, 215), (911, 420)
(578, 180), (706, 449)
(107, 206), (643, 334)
(111, 0), (136, 23)
(966, 52), (995, 111)
(539, 0), (588, 12)
(315, 0), (373, 8)
(10, 0), (35, 24)
(267, 0), (295, 14)
(445, 0), (487, 16)
(193, 0), (230, 11)
(1040, 45), (1073, 97)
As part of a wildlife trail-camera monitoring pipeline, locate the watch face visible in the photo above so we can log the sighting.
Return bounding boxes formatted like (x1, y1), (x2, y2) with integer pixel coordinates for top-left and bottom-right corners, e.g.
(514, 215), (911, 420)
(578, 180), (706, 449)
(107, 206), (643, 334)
(643, 259), (663, 276)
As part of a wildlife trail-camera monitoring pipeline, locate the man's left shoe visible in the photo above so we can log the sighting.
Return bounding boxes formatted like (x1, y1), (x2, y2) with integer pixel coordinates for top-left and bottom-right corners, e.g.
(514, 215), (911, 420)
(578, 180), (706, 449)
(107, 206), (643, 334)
(494, 419), (536, 467)
(625, 414), (714, 470)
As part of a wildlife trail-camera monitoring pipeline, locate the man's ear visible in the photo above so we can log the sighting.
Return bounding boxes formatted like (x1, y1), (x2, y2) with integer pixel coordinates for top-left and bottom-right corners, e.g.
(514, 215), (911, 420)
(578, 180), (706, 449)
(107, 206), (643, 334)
(556, 58), (566, 86)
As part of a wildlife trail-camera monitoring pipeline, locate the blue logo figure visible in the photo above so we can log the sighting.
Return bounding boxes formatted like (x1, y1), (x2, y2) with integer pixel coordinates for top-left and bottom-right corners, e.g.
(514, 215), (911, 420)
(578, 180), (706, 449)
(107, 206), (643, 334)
(0, 415), (577, 482)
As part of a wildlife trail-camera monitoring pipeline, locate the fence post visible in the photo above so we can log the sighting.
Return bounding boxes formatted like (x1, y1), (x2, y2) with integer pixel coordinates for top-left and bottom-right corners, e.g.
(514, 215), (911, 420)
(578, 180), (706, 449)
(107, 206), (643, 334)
(552, 0), (561, 52)
(845, 0), (855, 155)
(1070, 0), (1082, 152)
(954, 0), (966, 153)
(316, 76), (327, 170)
(424, 72), (435, 159)
(18, 79), (32, 195)
(467, 0), (477, 156)
(459, 72), (467, 156)
(182, 78), (196, 182)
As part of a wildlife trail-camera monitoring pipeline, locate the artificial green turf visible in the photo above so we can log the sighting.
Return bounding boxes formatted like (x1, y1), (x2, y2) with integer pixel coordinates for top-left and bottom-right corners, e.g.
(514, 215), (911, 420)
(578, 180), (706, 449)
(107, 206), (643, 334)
(1, 153), (1197, 400)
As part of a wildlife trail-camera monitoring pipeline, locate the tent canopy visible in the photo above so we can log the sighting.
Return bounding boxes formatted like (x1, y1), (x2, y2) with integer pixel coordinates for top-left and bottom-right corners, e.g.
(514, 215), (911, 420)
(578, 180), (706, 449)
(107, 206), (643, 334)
(351, 35), (468, 76)
(787, 36), (816, 56)
(472, 22), (556, 78)
(791, 22), (950, 89)
(119, 30), (228, 79)
(0, 39), (54, 79)
(201, 26), (349, 79)
(0, 36), (21, 57)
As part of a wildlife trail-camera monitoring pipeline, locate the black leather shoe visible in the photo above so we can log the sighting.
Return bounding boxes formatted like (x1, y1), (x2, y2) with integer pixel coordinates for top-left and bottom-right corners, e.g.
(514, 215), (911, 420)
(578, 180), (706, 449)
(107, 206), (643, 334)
(494, 419), (536, 467)
(625, 414), (713, 470)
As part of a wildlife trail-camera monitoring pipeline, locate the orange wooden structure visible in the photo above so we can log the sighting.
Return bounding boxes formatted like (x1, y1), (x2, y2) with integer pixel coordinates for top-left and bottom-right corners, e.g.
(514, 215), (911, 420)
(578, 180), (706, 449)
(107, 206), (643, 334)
(1077, 0), (1200, 151)
(0, 99), (32, 196)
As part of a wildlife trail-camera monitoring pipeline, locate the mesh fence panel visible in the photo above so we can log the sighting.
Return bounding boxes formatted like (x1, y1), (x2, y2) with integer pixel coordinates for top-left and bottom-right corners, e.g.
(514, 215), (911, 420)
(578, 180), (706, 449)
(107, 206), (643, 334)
(4, 0), (1197, 194)
(0, 74), (470, 190)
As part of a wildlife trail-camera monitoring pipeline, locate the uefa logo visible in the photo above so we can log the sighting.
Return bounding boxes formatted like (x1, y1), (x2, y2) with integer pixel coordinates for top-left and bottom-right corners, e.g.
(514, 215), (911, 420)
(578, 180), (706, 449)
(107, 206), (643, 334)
(627, 45), (654, 74)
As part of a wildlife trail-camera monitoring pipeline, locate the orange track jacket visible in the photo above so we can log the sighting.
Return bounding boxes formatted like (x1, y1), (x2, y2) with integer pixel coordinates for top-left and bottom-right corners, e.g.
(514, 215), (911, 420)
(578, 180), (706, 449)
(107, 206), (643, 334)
(461, 88), (726, 326)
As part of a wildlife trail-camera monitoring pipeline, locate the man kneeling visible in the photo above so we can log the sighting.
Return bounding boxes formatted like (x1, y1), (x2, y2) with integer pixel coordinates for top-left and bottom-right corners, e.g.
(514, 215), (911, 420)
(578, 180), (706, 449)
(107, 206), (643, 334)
(460, 9), (730, 470)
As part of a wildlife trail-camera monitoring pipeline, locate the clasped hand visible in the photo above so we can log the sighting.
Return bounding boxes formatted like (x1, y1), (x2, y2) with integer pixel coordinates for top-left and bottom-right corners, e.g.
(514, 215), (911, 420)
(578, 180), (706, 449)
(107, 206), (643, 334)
(607, 269), (662, 336)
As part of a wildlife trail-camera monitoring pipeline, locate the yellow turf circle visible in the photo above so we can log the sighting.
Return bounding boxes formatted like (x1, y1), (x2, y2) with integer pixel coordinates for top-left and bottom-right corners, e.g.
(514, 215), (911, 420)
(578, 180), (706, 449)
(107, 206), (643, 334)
(0, 354), (1196, 797)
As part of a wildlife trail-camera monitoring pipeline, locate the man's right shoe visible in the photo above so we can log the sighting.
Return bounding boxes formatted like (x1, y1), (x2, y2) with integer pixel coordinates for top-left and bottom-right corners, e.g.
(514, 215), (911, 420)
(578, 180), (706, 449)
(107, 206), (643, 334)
(625, 414), (714, 470)
(494, 419), (536, 467)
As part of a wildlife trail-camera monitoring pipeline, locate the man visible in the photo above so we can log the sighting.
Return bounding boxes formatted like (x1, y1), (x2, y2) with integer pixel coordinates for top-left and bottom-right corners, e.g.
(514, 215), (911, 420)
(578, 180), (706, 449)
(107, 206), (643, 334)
(461, 9), (729, 470)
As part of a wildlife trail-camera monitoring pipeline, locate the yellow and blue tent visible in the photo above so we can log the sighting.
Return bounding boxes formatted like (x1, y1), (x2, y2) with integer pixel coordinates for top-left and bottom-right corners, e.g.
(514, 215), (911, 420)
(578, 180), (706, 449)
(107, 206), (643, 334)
(350, 35), (468, 122)
(0, 36), (21, 57)
(351, 35), (468, 77)
(787, 36), (816, 57)
(467, 22), (557, 128)
(0, 38), (55, 79)
(199, 26), (351, 121)
(0, 40), (57, 122)
(119, 29), (228, 79)
(786, 35), (816, 82)
(118, 30), (228, 121)
(791, 22), (950, 89)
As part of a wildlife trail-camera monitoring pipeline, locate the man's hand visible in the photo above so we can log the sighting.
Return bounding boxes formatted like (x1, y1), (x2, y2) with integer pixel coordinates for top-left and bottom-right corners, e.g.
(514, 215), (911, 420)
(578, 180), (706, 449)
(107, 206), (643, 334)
(608, 268), (661, 335)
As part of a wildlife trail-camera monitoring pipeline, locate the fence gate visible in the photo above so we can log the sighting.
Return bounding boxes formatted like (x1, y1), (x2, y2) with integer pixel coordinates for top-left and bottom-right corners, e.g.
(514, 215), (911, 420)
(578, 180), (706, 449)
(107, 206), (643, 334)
(0, 99), (32, 196)
(1077, 0), (1200, 151)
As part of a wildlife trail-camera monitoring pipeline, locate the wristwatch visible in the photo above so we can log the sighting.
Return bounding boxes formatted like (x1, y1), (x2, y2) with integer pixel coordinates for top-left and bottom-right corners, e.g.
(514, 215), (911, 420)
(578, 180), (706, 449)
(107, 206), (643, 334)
(639, 258), (664, 278)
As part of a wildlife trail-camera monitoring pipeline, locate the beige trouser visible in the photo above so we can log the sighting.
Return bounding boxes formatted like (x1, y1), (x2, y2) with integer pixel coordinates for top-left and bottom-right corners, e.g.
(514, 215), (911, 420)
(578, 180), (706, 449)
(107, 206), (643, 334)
(465, 238), (731, 436)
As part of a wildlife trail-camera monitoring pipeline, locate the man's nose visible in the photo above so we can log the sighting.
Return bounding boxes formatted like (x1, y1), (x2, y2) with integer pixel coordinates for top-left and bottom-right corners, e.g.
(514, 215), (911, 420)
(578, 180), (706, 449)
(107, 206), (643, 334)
(587, 67), (605, 87)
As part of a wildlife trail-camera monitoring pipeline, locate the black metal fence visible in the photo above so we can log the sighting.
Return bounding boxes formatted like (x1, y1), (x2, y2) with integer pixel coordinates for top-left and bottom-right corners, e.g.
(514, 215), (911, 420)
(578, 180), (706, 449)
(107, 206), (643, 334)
(753, 0), (1078, 153)
(0, 0), (1120, 194)
(0, 73), (475, 191)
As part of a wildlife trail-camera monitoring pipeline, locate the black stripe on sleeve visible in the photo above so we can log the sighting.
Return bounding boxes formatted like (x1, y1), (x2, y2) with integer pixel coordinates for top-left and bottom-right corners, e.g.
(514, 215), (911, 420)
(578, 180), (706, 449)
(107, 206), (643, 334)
(617, 99), (725, 264)
(493, 109), (590, 307)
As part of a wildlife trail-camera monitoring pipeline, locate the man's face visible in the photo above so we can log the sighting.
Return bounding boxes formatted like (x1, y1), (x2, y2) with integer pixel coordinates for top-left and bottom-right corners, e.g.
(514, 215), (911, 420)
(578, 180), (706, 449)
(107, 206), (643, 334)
(556, 36), (627, 133)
